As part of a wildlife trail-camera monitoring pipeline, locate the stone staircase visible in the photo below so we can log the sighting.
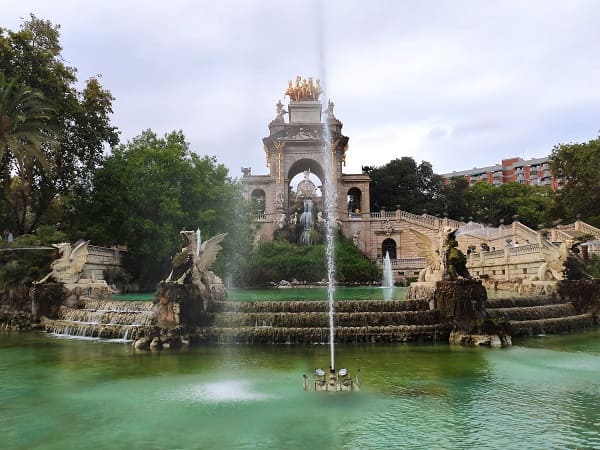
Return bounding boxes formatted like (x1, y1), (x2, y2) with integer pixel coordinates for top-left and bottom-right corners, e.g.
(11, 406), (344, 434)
(485, 295), (595, 336)
(41, 298), (155, 340)
(196, 299), (452, 344)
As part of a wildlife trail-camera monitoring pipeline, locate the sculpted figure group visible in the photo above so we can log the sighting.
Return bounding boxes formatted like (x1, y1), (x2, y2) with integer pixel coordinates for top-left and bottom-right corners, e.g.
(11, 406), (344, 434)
(411, 227), (471, 282)
(285, 76), (322, 101)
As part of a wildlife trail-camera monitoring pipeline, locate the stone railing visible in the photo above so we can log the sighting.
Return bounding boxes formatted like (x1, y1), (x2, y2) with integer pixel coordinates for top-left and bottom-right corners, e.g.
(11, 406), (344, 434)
(398, 211), (438, 228)
(377, 257), (426, 269)
(575, 220), (600, 239)
(446, 218), (464, 229)
(514, 221), (541, 243)
(508, 243), (541, 256)
(552, 229), (573, 242)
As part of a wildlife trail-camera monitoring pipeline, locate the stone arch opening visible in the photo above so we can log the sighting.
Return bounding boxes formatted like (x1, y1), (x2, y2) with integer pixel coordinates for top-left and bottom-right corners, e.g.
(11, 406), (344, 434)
(287, 158), (325, 184)
(347, 187), (362, 213)
(382, 238), (397, 259)
(250, 189), (266, 214)
(287, 158), (325, 207)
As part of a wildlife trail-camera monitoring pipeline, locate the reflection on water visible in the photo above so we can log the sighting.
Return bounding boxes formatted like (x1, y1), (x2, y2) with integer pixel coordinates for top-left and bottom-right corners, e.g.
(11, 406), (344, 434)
(1, 330), (600, 449)
(169, 379), (275, 403)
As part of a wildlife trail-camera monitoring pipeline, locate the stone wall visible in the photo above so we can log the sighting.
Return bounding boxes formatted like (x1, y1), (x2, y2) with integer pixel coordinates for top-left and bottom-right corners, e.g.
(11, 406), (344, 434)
(85, 245), (125, 281)
(0, 286), (33, 330)
(466, 244), (547, 281)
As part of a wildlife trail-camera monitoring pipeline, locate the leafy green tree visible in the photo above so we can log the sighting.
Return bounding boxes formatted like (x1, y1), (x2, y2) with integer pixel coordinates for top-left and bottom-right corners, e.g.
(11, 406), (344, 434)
(551, 135), (600, 227)
(442, 176), (470, 220)
(465, 181), (553, 228)
(0, 16), (118, 234)
(367, 157), (446, 214)
(0, 73), (54, 166)
(334, 237), (381, 283)
(585, 255), (600, 279)
(75, 130), (242, 286)
(0, 225), (66, 297)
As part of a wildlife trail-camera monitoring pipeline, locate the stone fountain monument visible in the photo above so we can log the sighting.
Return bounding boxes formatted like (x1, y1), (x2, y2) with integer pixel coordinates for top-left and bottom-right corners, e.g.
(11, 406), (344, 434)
(31, 241), (112, 319)
(154, 230), (228, 329)
(405, 227), (509, 346)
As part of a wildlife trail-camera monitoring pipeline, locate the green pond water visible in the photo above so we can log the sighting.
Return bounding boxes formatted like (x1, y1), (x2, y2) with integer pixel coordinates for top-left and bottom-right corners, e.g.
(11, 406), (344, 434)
(113, 287), (408, 302)
(113, 286), (520, 303)
(2, 330), (600, 449)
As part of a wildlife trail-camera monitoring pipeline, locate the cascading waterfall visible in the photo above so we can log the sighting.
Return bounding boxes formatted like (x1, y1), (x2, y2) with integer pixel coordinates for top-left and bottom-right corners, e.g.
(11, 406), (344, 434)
(299, 199), (314, 246)
(41, 299), (155, 340)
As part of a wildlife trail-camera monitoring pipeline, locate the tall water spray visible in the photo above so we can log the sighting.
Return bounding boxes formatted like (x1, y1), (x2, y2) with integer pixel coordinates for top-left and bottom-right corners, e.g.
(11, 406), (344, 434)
(322, 97), (336, 372)
(382, 251), (393, 288)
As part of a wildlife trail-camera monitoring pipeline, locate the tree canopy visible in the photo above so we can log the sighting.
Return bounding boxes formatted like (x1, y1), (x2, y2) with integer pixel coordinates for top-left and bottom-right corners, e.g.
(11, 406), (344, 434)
(366, 157), (445, 214)
(0, 15), (118, 234)
(74, 130), (243, 285)
(465, 181), (553, 228)
(364, 156), (555, 228)
(551, 135), (600, 227)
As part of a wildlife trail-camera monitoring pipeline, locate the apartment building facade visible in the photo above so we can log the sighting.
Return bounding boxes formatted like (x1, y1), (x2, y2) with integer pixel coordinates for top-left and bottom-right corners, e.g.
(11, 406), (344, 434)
(442, 156), (562, 190)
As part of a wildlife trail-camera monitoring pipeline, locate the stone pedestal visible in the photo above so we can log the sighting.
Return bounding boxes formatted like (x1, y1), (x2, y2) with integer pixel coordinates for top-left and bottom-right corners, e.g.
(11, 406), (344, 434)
(154, 284), (207, 329)
(288, 101), (321, 123)
(406, 282), (437, 309)
(435, 280), (487, 326)
(30, 282), (70, 320)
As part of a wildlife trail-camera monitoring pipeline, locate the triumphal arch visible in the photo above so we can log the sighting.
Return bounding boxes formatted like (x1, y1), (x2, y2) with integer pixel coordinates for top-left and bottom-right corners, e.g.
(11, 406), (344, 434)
(241, 77), (371, 246)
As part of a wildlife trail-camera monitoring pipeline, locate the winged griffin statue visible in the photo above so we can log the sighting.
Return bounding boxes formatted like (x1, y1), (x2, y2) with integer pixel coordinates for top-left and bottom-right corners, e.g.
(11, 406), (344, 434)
(535, 239), (571, 281)
(164, 231), (228, 285)
(37, 241), (90, 285)
(410, 227), (471, 282)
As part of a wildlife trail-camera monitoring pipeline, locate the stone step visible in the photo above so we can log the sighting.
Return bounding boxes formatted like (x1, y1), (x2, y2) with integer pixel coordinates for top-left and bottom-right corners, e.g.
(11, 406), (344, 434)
(486, 296), (564, 309)
(80, 298), (154, 312)
(209, 310), (440, 328)
(509, 313), (595, 336)
(192, 324), (453, 344)
(486, 303), (576, 321)
(58, 306), (155, 326)
(41, 317), (150, 340)
(209, 299), (430, 314)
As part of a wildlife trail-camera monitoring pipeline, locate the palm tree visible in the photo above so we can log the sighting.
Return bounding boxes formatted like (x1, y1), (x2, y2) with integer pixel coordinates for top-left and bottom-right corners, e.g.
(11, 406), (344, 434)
(0, 73), (55, 170)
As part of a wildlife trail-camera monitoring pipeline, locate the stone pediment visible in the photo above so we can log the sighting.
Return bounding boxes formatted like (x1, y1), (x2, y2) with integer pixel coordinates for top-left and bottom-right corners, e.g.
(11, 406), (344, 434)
(263, 126), (349, 149)
(266, 126), (323, 142)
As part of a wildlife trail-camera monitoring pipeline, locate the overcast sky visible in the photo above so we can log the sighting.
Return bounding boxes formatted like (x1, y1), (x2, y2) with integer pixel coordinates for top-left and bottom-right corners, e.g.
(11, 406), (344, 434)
(5, 1), (600, 178)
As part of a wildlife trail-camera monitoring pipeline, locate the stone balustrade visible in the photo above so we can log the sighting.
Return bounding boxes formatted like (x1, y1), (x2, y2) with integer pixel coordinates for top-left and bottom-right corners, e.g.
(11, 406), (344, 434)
(509, 243), (542, 256)
(377, 257), (426, 269)
(575, 220), (600, 239)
